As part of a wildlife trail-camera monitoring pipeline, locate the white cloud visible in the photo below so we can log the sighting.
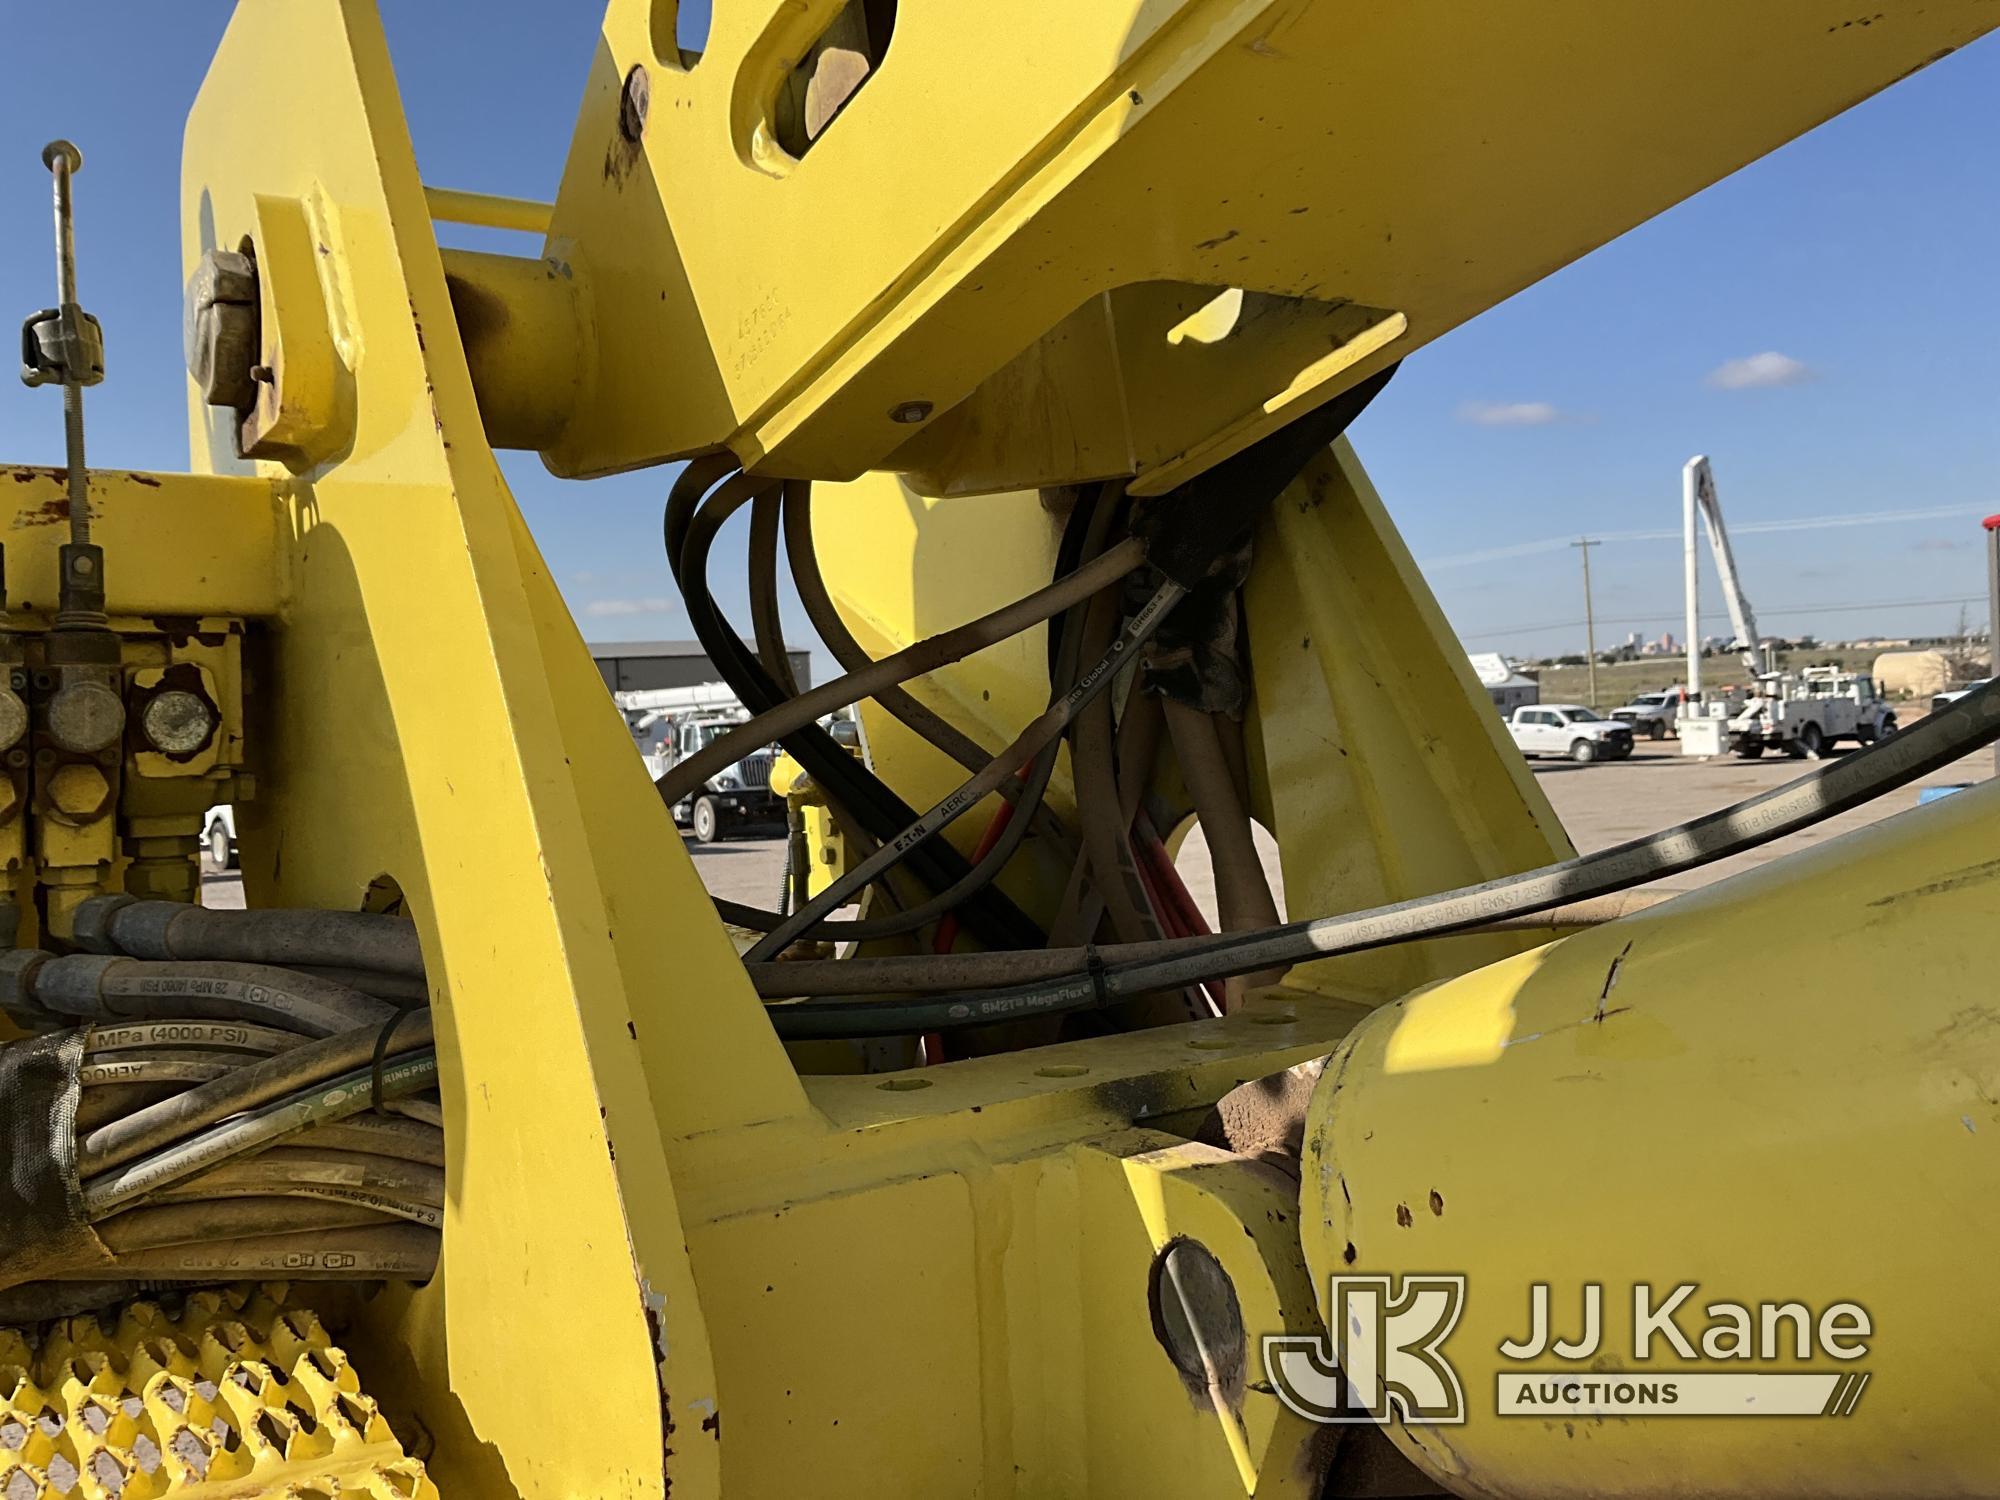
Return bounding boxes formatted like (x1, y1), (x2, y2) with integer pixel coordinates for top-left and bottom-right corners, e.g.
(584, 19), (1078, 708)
(582, 597), (678, 618)
(1705, 351), (1815, 390)
(1457, 400), (1562, 427)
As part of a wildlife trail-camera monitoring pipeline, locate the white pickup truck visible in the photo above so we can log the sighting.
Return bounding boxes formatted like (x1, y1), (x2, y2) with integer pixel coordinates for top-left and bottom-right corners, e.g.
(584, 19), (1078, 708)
(1610, 685), (1692, 741)
(1505, 704), (1636, 763)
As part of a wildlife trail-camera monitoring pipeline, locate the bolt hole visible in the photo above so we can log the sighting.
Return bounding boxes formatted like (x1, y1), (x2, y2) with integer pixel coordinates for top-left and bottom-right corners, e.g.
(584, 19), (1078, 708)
(1034, 1064), (1089, 1079)
(877, 1076), (931, 1092)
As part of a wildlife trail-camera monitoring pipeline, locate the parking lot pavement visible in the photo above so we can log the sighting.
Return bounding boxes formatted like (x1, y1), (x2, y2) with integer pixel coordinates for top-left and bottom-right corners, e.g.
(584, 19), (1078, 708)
(201, 725), (1991, 920)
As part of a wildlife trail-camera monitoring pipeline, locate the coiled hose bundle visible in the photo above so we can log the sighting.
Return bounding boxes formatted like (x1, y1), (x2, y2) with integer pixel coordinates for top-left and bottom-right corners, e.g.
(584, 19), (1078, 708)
(0, 900), (440, 1323)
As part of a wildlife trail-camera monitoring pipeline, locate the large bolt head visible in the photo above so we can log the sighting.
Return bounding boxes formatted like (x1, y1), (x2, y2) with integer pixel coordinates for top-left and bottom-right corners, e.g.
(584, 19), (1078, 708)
(46, 680), (124, 753)
(183, 248), (261, 410)
(47, 762), (110, 817)
(0, 689), (26, 752)
(140, 689), (217, 757)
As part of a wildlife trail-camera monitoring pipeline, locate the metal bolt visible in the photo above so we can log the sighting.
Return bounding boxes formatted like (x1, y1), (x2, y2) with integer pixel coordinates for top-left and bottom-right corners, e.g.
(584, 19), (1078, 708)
(46, 679), (124, 754)
(47, 761), (109, 818)
(0, 690), (26, 753)
(889, 400), (933, 425)
(139, 688), (218, 757)
(619, 65), (651, 142)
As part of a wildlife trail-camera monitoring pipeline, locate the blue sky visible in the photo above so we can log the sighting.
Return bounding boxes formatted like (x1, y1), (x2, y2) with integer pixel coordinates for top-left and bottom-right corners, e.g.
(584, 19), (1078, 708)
(1, 4), (1993, 668)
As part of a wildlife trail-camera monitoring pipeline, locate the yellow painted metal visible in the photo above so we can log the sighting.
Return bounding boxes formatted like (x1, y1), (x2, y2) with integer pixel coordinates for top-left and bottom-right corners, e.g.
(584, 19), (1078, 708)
(0, 468), (284, 618)
(184, 5), (771, 1493)
(1300, 781), (2000, 1497)
(437, 248), (587, 451)
(539, 0), (1995, 488)
(88, 1), (1996, 1497)
(422, 184), (554, 236)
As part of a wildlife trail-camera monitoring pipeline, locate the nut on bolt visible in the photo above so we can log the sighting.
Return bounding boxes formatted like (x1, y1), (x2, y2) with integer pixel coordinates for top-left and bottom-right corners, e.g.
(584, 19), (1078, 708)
(183, 246), (261, 410)
(47, 762), (111, 818)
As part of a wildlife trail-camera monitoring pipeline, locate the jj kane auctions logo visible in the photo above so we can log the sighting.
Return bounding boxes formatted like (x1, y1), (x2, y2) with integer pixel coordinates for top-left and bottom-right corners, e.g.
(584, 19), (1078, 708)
(1265, 1278), (1874, 1422)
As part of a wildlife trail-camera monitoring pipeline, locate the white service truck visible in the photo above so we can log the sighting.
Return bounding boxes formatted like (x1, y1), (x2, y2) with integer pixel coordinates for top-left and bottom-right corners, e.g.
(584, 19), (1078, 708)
(1726, 668), (1898, 759)
(1610, 685), (1694, 741)
(1505, 704), (1635, 763)
(618, 683), (784, 842)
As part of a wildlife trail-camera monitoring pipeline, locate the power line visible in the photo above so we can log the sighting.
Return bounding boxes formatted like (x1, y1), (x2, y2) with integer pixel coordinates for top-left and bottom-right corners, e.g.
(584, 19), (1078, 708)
(1459, 593), (1989, 643)
(1422, 503), (1995, 569)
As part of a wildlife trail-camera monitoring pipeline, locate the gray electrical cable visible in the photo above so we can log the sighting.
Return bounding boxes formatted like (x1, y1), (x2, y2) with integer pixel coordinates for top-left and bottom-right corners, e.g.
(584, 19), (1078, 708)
(83, 1050), (438, 1216)
(748, 576), (1190, 962)
(761, 679), (2000, 1032)
(80, 1011), (435, 1175)
(657, 535), (1148, 808)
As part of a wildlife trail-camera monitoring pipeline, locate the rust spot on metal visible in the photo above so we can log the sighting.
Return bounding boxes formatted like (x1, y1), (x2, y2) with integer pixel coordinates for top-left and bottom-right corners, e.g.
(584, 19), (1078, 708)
(1429, 1189), (1444, 1217)
(1594, 941), (1634, 1019)
(124, 471), (163, 488)
(701, 1411), (720, 1440)
(1341, 1242), (1356, 1265)
(1195, 228), (1240, 251)
(1395, 1203), (1412, 1227)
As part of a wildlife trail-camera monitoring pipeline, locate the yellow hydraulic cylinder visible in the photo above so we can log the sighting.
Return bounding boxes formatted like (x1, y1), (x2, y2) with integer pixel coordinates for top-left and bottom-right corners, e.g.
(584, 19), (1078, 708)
(1300, 782), (2000, 1497)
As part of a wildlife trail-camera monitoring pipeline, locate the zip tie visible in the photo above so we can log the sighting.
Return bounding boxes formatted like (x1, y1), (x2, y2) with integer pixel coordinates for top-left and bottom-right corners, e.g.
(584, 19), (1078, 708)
(1084, 944), (1111, 1008)
(370, 1005), (424, 1114)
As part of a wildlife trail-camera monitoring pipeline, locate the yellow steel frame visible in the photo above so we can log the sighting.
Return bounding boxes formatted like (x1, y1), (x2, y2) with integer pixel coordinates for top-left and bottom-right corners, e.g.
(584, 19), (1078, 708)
(35, 0), (1970, 1496)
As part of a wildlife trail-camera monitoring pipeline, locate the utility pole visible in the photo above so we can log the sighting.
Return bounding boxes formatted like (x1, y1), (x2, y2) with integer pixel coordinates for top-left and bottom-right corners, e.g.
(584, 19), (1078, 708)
(1986, 512), (1999, 775)
(1572, 537), (1601, 709)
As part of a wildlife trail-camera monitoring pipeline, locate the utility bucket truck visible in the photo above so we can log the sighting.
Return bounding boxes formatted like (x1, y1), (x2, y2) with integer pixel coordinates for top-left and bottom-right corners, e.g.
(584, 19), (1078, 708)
(617, 683), (784, 841)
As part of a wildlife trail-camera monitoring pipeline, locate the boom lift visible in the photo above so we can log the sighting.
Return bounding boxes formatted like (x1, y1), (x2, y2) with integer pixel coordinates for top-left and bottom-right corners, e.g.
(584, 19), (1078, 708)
(2, 5), (1999, 1498)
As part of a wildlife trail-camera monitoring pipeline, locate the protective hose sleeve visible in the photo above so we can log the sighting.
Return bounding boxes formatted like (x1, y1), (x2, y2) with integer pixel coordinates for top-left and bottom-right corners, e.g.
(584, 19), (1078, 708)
(0, 1029), (116, 1291)
(78, 899), (426, 979)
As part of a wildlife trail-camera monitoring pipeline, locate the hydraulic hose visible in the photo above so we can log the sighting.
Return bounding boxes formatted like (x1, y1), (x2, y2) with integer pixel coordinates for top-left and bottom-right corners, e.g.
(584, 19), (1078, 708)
(80, 1011), (436, 1174)
(1164, 699), (1286, 999)
(74, 897), (425, 978)
(5, 954), (394, 1037)
(83, 1049), (439, 1216)
(748, 488), (801, 697)
(670, 466), (1043, 950)
(783, 479), (1005, 783)
(748, 892), (1678, 998)
(656, 533), (1145, 807)
(757, 678), (2000, 1030)
(747, 576), (1189, 962)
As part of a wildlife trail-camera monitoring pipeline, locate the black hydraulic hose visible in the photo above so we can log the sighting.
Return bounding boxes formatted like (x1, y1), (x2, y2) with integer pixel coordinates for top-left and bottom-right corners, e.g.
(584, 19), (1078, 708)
(656, 533), (1145, 807)
(748, 576), (1189, 961)
(783, 479), (1006, 783)
(10, 954), (393, 1037)
(748, 488), (801, 697)
(75, 897), (425, 979)
(670, 467), (1043, 950)
(763, 678), (2000, 1035)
